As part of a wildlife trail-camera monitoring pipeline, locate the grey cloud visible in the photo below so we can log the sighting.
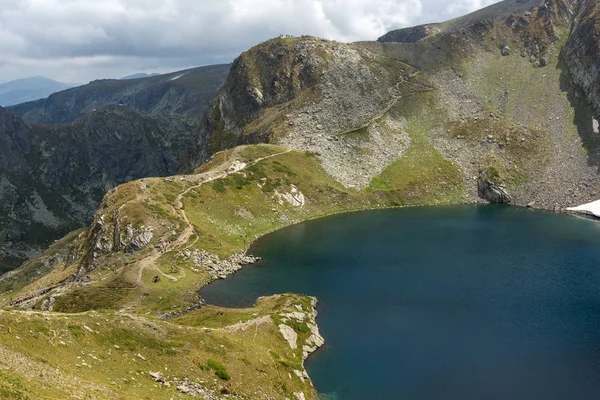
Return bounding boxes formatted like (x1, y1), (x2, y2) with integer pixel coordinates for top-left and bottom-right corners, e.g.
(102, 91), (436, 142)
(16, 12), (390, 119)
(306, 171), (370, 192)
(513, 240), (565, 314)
(0, 0), (500, 82)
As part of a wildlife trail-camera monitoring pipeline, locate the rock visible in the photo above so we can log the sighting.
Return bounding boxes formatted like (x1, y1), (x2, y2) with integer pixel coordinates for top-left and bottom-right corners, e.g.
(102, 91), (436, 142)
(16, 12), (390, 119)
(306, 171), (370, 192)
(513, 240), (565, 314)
(527, 201), (536, 208)
(177, 385), (191, 394)
(0, 70), (231, 269)
(129, 228), (153, 251)
(273, 185), (306, 207)
(40, 296), (56, 311)
(294, 393), (306, 400)
(183, 249), (259, 281)
(477, 169), (511, 204)
(501, 46), (511, 56)
(278, 324), (298, 349)
(149, 372), (165, 383)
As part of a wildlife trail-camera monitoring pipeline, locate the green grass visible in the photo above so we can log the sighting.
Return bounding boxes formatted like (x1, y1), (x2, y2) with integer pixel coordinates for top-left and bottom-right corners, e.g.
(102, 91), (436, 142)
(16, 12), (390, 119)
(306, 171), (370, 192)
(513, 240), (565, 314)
(369, 92), (466, 205)
(0, 368), (67, 399)
(206, 359), (231, 381)
(183, 150), (368, 259)
(171, 306), (257, 328)
(0, 293), (316, 399)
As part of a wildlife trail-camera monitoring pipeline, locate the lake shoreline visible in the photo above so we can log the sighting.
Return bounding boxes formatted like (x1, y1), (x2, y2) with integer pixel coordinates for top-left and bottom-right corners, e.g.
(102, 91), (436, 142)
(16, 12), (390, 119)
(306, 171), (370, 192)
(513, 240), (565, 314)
(199, 204), (600, 399)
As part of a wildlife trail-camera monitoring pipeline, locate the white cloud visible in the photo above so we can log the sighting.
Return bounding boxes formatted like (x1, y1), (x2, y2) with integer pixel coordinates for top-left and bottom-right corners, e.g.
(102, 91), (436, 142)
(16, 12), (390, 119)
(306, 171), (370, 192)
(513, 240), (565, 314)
(0, 0), (500, 83)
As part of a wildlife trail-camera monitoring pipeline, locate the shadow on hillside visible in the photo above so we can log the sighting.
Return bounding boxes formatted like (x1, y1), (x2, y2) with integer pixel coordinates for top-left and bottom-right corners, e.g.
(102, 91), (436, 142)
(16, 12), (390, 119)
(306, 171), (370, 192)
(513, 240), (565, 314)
(558, 54), (600, 173)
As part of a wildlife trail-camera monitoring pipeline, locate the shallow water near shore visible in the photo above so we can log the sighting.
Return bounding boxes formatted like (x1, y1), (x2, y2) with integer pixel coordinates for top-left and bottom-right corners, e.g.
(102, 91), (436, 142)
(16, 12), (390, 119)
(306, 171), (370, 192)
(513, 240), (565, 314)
(201, 205), (600, 399)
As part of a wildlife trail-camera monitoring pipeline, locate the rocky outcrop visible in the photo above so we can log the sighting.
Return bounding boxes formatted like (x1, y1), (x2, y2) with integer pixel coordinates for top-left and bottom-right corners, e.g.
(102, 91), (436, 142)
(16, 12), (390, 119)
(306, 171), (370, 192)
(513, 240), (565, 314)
(9, 64), (230, 124)
(273, 184), (306, 207)
(378, 24), (440, 43)
(563, 0), (600, 116)
(275, 296), (325, 361)
(183, 249), (258, 280)
(478, 169), (512, 204)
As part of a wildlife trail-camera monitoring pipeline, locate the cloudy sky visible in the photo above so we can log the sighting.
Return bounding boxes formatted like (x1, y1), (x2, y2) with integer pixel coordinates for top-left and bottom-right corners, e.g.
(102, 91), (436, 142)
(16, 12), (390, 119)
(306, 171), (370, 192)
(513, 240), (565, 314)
(0, 0), (500, 83)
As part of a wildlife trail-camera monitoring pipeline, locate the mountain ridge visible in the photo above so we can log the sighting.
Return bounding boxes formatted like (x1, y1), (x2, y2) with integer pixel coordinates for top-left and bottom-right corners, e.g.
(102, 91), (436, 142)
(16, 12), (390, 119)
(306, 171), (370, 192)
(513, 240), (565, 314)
(8, 64), (231, 124)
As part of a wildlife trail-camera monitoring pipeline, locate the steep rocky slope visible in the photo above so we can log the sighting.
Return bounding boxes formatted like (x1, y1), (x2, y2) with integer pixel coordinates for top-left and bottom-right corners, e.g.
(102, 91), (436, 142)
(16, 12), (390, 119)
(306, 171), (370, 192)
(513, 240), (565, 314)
(563, 0), (600, 117)
(9, 64), (230, 124)
(3, 0), (600, 399)
(0, 107), (199, 273)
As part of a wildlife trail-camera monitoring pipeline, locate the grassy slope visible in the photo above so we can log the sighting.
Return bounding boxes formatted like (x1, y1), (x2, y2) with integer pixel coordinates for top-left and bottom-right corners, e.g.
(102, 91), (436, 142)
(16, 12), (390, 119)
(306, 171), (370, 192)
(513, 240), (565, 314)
(369, 91), (466, 204)
(0, 294), (317, 400)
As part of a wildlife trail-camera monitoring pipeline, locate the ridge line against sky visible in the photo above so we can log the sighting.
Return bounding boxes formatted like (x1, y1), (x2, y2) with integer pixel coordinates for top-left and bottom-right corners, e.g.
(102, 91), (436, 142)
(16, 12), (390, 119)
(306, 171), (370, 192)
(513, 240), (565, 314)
(0, 0), (500, 83)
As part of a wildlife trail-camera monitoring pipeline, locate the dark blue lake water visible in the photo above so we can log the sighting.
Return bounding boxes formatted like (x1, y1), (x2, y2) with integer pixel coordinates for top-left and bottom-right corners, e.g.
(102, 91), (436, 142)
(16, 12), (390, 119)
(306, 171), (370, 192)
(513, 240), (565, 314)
(200, 205), (600, 399)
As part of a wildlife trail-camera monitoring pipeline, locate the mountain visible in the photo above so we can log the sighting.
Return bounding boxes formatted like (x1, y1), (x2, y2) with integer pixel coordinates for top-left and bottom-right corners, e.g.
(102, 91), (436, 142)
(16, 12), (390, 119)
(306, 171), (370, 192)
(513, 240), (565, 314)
(0, 64), (231, 271)
(120, 72), (161, 80)
(0, 76), (71, 107)
(2, 0), (600, 398)
(8, 64), (231, 124)
(0, 106), (199, 273)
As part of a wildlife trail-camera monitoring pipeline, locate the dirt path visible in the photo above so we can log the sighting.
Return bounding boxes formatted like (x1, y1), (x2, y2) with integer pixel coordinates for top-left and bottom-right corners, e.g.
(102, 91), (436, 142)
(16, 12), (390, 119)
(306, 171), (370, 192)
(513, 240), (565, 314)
(8, 146), (292, 307)
(134, 146), (292, 286)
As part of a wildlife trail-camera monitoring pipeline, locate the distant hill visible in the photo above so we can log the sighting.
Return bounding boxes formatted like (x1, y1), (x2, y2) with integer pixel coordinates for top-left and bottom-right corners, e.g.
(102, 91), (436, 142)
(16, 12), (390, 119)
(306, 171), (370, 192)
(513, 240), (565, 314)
(0, 77), (71, 106)
(120, 73), (161, 80)
(9, 64), (231, 124)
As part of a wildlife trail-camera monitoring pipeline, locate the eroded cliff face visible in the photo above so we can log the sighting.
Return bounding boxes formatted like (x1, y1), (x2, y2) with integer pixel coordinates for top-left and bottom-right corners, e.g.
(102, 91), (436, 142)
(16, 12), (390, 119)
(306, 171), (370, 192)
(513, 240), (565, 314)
(0, 107), (199, 272)
(563, 0), (600, 117)
(0, 107), (30, 171)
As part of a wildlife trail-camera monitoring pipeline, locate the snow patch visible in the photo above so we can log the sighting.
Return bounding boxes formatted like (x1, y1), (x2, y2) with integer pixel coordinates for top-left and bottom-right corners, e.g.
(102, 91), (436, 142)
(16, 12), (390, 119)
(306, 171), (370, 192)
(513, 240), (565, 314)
(567, 200), (600, 217)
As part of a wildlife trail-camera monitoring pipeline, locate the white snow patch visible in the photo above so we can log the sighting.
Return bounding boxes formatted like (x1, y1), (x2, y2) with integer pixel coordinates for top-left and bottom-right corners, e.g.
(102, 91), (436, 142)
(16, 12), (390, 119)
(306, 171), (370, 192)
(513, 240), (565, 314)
(567, 200), (600, 218)
(170, 74), (185, 81)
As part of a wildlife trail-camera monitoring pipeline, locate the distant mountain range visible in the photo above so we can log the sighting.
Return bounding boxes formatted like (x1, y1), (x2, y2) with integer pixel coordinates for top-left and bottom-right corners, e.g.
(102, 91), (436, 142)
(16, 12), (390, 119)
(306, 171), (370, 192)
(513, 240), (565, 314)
(9, 65), (231, 124)
(0, 77), (71, 106)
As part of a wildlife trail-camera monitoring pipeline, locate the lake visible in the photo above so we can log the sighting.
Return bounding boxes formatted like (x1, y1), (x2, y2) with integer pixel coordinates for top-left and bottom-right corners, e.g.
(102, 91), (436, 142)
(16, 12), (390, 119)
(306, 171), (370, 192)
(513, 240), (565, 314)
(201, 205), (600, 399)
